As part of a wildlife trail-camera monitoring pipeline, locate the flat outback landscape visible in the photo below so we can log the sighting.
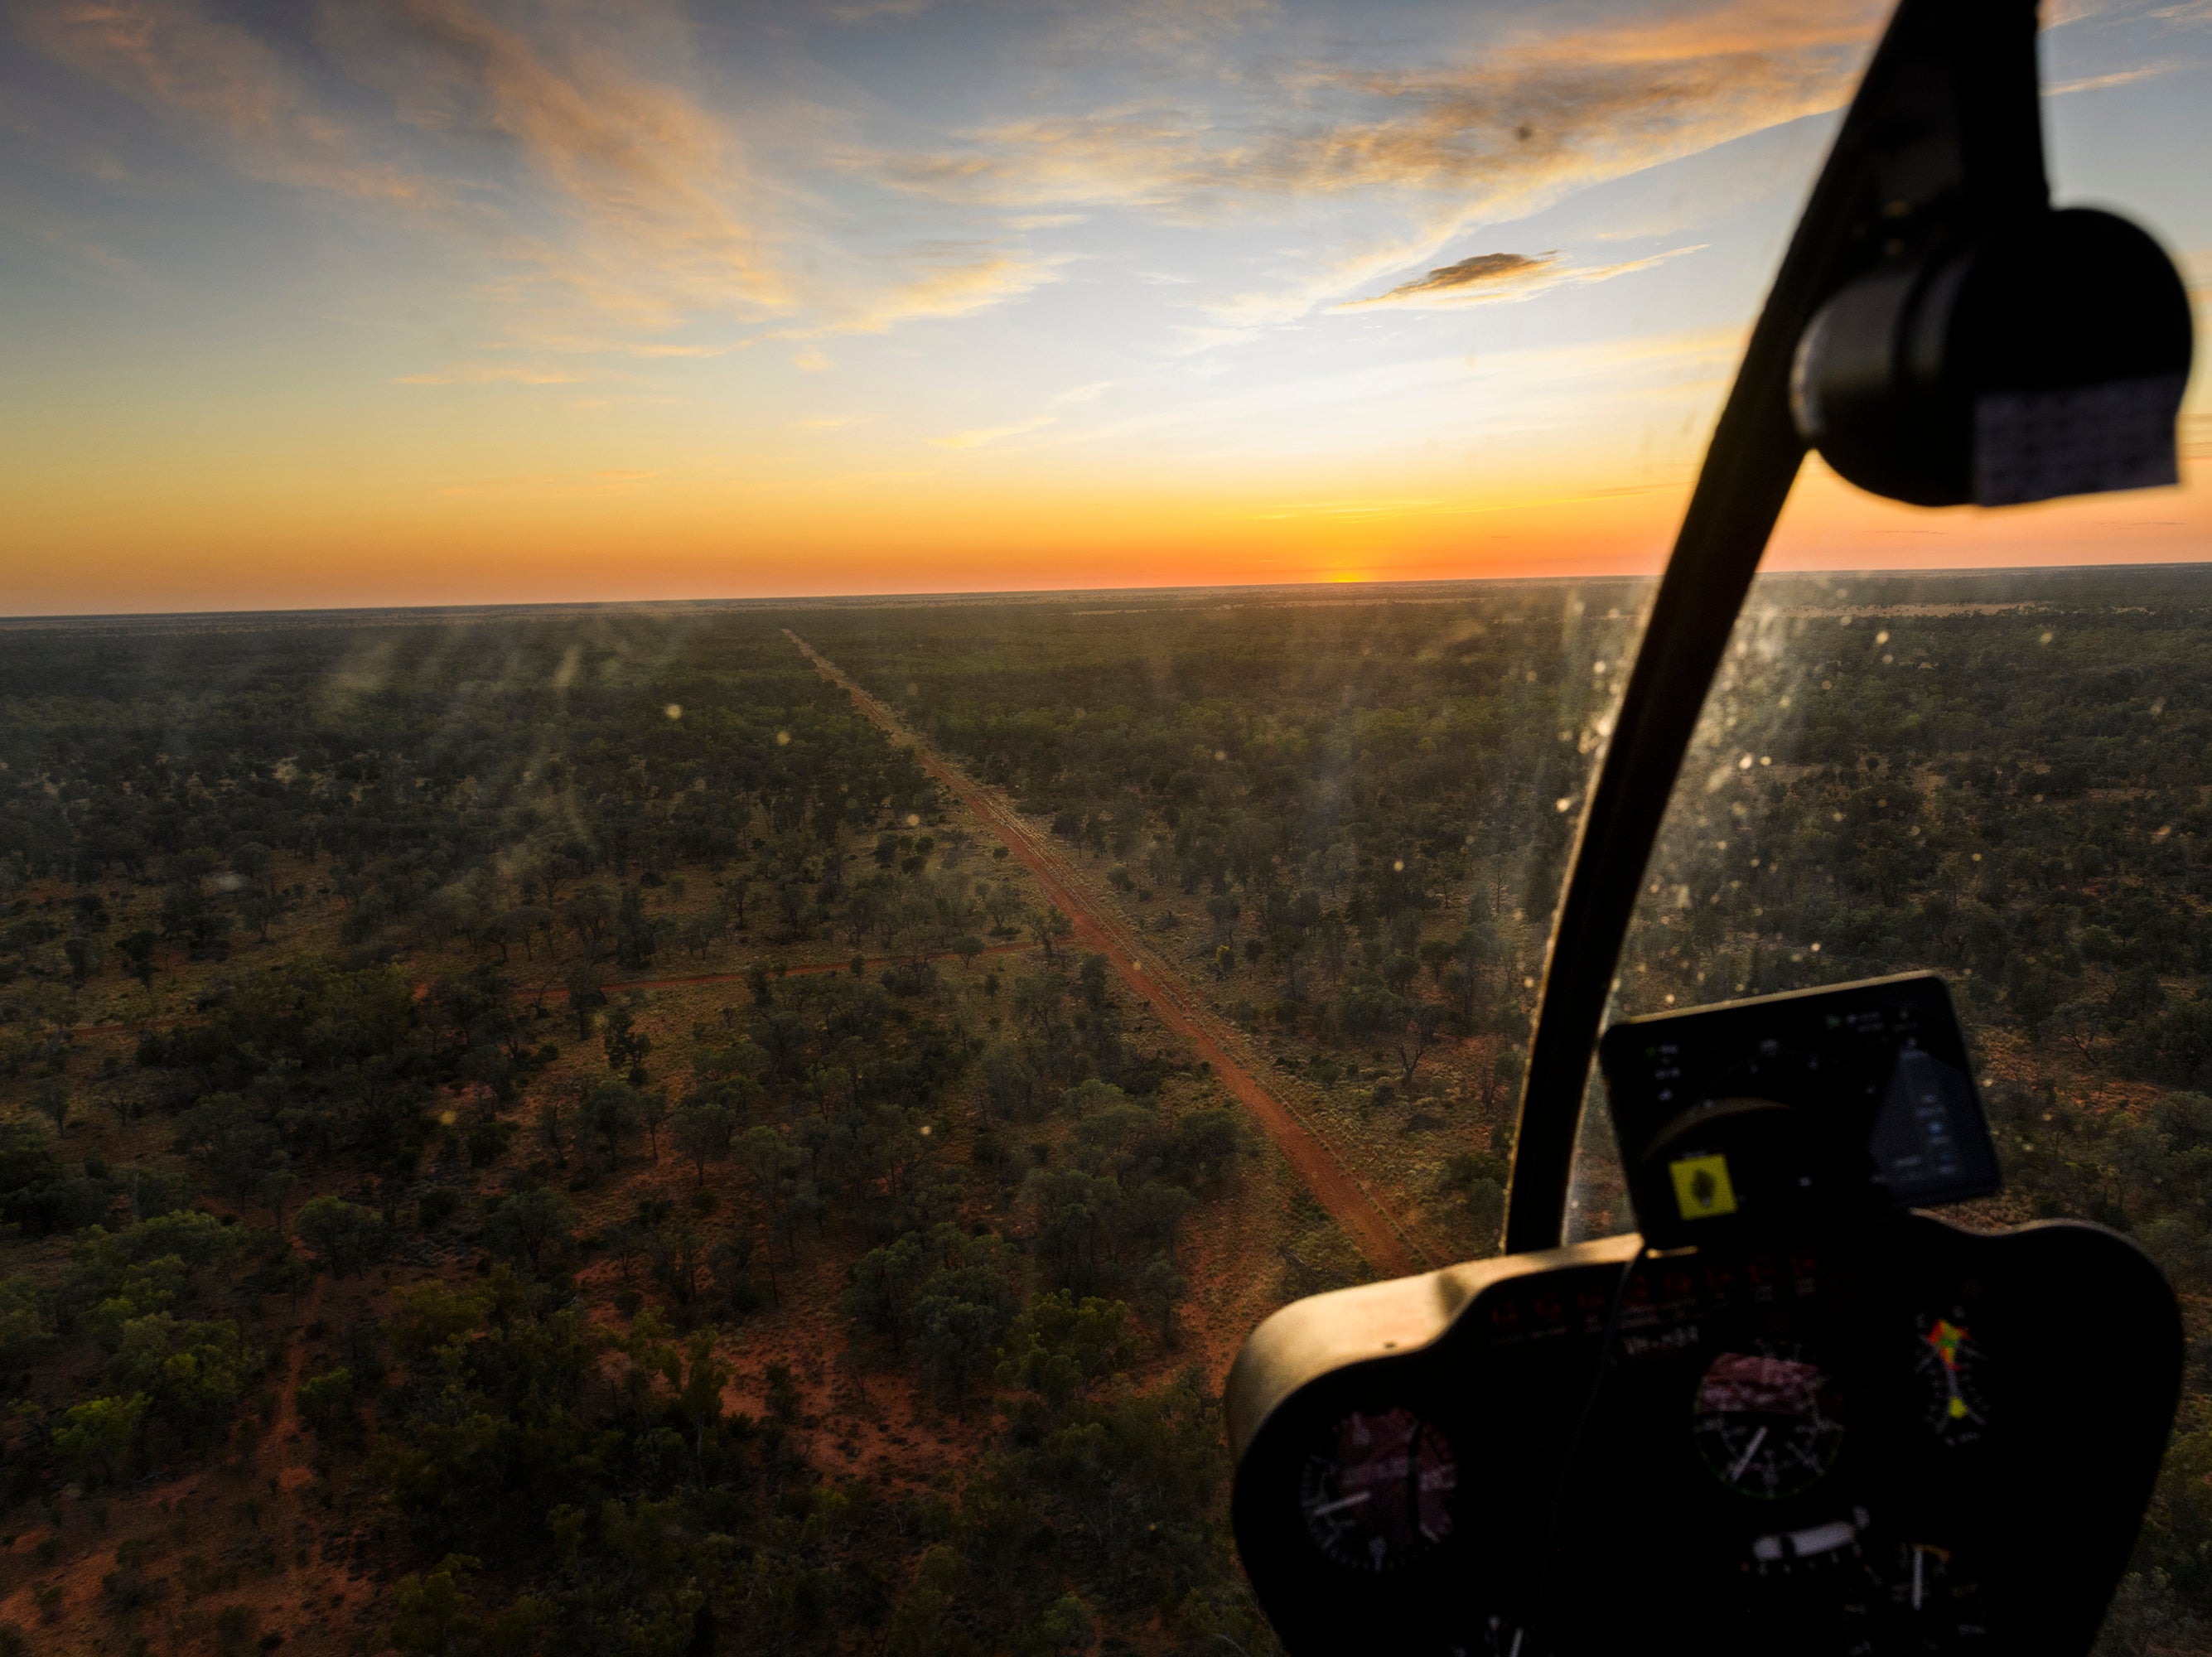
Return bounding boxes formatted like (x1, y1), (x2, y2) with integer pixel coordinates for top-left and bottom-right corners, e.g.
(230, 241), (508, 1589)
(6, 569), (2212, 1656)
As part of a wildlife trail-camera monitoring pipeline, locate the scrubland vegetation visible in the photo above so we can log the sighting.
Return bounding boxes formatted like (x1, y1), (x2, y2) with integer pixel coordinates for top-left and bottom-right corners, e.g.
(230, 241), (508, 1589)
(808, 569), (2212, 1651)
(0, 612), (1278, 1656)
(6, 570), (2212, 1653)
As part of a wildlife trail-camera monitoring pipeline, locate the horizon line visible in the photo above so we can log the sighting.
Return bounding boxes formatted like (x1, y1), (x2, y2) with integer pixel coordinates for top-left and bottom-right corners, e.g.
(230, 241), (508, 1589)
(5, 558), (2210, 630)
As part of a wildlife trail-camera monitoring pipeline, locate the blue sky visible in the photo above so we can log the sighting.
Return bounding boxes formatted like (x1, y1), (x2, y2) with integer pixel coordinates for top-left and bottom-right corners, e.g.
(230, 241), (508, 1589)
(2, 0), (2206, 611)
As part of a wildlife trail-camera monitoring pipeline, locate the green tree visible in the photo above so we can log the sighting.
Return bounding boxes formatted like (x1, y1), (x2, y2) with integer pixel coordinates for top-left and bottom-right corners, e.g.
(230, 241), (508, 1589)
(672, 1097), (736, 1186)
(107, 1315), (254, 1433)
(601, 1004), (653, 1085)
(386, 1554), (499, 1657)
(485, 1186), (576, 1277)
(584, 1079), (642, 1162)
(297, 1366), (357, 1437)
(0, 1276), (55, 1374)
(565, 964), (605, 1039)
(1393, 1001), (1446, 1089)
(52, 1393), (147, 1486)
(295, 1196), (392, 1278)
(997, 1290), (1136, 1412)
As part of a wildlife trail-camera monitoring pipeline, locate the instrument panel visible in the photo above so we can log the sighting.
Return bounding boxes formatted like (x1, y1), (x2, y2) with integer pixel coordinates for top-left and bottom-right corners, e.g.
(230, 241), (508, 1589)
(1230, 1214), (2176, 1656)
(1232, 974), (2181, 1655)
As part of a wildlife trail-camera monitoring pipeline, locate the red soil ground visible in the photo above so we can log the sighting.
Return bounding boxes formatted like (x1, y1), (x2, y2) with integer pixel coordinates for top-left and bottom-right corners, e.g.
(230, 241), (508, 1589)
(788, 630), (1430, 1279)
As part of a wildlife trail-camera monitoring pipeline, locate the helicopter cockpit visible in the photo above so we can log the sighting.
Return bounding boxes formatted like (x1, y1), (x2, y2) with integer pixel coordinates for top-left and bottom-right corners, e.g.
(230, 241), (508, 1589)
(1230, 972), (2177, 1654)
(1224, 1), (2195, 1650)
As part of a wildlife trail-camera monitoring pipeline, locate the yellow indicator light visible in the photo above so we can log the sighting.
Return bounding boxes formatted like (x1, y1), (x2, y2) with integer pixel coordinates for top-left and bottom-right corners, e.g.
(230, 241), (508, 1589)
(1670, 1153), (1738, 1221)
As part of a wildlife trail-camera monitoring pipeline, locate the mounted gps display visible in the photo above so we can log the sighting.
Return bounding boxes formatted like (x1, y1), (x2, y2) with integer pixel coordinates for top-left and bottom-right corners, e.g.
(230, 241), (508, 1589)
(1600, 973), (2000, 1247)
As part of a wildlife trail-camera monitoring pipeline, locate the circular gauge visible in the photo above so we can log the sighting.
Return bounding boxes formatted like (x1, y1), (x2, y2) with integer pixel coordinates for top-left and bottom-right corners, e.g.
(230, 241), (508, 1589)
(1693, 1345), (1847, 1500)
(1914, 1310), (1988, 1444)
(1843, 1541), (1987, 1652)
(1298, 1406), (1458, 1572)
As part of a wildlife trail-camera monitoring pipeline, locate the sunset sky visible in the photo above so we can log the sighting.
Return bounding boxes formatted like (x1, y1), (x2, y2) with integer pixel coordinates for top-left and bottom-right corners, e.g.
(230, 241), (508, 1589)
(2, 0), (2207, 615)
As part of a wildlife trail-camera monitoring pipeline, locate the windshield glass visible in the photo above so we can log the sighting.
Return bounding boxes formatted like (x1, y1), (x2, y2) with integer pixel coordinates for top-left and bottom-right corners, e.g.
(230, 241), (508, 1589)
(2, 2), (2208, 1654)
(1586, 562), (2212, 1230)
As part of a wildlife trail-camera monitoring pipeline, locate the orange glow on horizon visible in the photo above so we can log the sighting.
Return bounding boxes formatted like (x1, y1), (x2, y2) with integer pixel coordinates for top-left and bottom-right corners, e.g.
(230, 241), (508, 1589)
(5, 451), (2203, 617)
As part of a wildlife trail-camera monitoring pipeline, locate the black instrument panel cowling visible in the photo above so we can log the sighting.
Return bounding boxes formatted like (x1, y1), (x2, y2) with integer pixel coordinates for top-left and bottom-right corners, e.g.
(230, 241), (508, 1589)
(1228, 1214), (2178, 1656)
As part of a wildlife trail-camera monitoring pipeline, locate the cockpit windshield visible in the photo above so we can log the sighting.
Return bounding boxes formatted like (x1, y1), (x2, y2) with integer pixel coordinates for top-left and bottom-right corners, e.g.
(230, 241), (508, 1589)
(2, 2), (2207, 1654)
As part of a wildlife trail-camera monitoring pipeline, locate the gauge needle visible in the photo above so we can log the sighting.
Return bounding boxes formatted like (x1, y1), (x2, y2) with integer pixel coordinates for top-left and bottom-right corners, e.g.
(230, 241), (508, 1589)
(1944, 1369), (1985, 1423)
(1307, 1491), (1371, 1517)
(1729, 1426), (1770, 1485)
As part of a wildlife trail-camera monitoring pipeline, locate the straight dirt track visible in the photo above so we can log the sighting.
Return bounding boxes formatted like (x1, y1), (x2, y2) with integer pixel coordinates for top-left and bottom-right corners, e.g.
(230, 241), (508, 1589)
(787, 629), (1431, 1279)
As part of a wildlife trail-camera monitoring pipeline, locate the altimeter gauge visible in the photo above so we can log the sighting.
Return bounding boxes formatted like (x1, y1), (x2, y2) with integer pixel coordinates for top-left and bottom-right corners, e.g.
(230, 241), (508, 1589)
(1915, 1311), (1988, 1444)
(1693, 1346), (1847, 1500)
(1298, 1406), (1458, 1572)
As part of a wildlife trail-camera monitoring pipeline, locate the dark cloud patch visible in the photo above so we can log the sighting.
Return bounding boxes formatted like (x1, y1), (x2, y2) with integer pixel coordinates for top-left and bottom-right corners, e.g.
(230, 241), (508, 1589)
(1357, 250), (1557, 305)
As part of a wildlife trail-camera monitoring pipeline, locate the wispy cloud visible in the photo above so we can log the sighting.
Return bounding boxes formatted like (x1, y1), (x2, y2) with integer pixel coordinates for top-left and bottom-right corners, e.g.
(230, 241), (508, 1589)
(9, 0), (1893, 373)
(319, 0), (788, 332)
(934, 415), (1056, 449)
(0, 196), (136, 275)
(857, 0), (1878, 345)
(784, 247), (1075, 339)
(1344, 244), (1703, 309)
(2047, 63), (2186, 94)
(15, 0), (1115, 370)
(1026, 325), (1746, 457)
(862, 2), (1877, 217)
(17, 0), (444, 206)
(1350, 250), (1558, 303)
(17, 0), (794, 352)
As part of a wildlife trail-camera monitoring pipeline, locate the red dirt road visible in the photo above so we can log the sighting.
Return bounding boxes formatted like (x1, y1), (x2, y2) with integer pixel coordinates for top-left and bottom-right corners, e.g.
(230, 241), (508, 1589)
(788, 630), (1431, 1278)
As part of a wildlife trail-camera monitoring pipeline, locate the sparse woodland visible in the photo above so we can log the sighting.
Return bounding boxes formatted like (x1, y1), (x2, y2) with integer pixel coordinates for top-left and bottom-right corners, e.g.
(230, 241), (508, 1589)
(0, 612), (1273, 1657)
(807, 571), (2212, 1653)
(5, 574), (2212, 1654)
